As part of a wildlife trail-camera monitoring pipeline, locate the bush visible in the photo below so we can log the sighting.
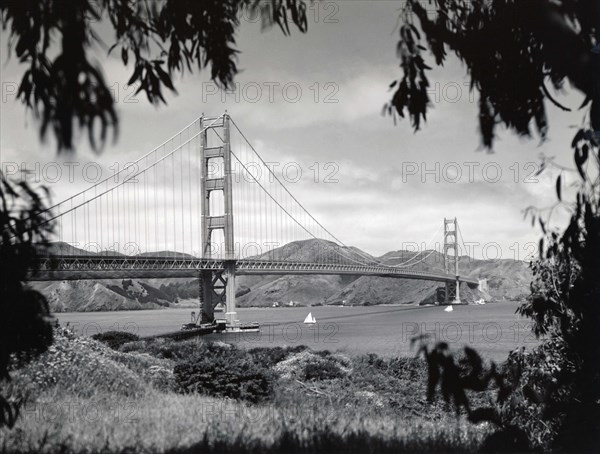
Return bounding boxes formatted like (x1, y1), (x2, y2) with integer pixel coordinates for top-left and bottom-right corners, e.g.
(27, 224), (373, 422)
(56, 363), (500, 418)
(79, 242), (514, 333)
(174, 344), (275, 403)
(363, 355), (426, 382)
(92, 331), (139, 350)
(304, 360), (346, 380)
(248, 345), (307, 368)
(12, 333), (149, 398)
(121, 337), (209, 361)
(273, 350), (351, 381)
(497, 338), (576, 450)
(108, 349), (176, 393)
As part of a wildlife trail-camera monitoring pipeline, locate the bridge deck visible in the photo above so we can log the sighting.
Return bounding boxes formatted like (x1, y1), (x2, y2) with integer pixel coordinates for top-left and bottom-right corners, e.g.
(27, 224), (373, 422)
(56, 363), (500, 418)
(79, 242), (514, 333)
(30, 255), (480, 287)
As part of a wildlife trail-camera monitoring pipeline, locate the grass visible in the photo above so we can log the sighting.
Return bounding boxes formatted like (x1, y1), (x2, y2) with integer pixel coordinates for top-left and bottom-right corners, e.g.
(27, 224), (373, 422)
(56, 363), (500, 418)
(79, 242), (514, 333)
(0, 331), (496, 453)
(4, 391), (489, 453)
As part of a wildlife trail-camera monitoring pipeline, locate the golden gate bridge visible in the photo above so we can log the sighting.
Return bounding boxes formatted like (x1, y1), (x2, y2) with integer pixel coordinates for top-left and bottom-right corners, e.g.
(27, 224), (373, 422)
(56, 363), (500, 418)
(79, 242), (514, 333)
(28, 113), (480, 330)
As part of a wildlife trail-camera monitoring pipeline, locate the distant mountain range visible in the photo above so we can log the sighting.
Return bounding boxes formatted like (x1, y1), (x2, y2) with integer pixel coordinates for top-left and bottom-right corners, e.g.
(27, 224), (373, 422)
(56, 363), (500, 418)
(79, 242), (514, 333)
(30, 240), (532, 312)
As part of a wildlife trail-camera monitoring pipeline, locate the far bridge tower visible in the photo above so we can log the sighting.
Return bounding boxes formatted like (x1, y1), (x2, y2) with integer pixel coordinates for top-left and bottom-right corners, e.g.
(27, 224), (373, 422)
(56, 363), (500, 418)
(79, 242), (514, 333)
(443, 217), (461, 305)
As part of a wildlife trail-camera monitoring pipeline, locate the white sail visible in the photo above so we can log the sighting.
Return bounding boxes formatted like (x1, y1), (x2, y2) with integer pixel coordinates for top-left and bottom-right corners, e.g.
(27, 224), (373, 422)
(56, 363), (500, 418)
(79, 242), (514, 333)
(444, 305), (454, 312)
(304, 312), (316, 324)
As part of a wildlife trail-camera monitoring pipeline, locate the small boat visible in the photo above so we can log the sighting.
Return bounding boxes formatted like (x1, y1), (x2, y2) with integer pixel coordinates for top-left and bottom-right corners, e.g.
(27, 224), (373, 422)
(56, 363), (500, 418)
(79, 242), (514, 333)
(444, 305), (454, 312)
(303, 312), (317, 324)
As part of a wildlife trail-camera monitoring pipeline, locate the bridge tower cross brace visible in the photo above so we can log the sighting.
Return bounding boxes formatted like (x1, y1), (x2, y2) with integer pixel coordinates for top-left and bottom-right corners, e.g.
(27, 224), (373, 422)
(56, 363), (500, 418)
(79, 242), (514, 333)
(198, 114), (238, 327)
(443, 217), (461, 305)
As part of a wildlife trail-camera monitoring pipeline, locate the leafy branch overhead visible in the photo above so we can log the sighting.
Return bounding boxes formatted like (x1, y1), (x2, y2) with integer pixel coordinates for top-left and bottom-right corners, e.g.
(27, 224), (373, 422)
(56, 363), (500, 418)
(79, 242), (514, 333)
(1, 0), (312, 152)
(387, 0), (599, 149)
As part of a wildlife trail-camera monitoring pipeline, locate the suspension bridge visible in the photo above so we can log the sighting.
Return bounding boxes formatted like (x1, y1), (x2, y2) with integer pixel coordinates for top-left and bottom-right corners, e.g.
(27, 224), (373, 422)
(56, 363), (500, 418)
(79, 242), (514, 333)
(29, 113), (481, 330)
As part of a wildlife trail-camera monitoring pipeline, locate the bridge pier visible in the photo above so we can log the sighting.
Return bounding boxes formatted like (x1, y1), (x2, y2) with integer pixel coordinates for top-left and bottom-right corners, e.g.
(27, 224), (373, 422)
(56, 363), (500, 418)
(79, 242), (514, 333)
(478, 278), (488, 293)
(198, 267), (238, 327)
(443, 278), (461, 305)
(224, 261), (238, 327)
(454, 277), (461, 303)
(444, 281), (455, 305)
(199, 270), (226, 324)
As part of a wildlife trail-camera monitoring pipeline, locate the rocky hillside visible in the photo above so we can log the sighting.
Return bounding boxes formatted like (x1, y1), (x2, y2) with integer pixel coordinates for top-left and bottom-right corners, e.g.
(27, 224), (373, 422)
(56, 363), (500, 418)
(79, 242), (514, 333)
(234, 242), (531, 307)
(30, 278), (187, 312)
(32, 240), (532, 312)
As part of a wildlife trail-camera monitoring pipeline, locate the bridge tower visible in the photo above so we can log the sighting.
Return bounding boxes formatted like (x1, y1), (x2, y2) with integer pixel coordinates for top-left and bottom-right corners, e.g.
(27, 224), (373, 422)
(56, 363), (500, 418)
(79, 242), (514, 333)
(443, 217), (461, 304)
(198, 113), (238, 328)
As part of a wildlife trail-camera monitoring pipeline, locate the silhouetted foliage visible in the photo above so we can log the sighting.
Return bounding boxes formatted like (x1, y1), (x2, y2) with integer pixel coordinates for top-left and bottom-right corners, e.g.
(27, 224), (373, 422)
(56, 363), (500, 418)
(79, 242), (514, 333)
(413, 127), (600, 452)
(1, 0), (312, 152)
(387, 0), (600, 149)
(397, 2), (600, 450)
(518, 128), (600, 451)
(411, 336), (536, 450)
(0, 173), (54, 428)
(413, 338), (512, 415)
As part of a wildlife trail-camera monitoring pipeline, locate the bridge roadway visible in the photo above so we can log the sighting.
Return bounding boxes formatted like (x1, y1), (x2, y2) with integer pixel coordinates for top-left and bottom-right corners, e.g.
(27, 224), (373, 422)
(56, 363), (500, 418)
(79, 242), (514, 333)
(30, 255), (480, 287)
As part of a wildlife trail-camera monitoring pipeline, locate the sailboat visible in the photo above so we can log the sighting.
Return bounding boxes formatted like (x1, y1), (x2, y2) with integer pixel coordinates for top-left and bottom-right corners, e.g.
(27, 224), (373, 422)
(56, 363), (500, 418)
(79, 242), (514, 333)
(303, 312), (317, 324)
(444, 305), (454, 312)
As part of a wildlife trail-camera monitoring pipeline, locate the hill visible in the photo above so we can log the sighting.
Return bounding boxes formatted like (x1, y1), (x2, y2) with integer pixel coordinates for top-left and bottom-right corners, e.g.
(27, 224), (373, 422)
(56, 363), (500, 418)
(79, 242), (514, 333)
(234, 243), (531, 307)
(31, 240), (532, 312)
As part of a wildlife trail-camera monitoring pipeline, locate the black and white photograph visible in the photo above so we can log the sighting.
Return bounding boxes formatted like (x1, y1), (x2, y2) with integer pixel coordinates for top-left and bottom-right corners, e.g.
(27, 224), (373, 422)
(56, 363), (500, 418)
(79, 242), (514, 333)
(1, 1), (599, 453)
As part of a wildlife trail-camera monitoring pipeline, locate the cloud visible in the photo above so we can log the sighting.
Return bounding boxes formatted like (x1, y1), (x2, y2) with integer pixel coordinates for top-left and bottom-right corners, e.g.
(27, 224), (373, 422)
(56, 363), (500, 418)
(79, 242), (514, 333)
(0, 2), (584, 262)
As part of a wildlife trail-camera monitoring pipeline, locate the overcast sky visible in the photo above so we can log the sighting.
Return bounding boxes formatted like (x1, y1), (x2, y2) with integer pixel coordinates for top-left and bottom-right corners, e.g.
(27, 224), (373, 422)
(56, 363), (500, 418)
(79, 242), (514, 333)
(0, 1), (583, 260)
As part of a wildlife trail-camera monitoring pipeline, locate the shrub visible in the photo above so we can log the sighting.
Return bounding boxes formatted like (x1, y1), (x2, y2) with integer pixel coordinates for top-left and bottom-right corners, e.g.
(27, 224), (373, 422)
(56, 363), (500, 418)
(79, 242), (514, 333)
(304, 360), (345, 381)
(174, 344), (275, 403)
(107, 349), (176, 392)
(122, 337), (210, 361)
(92, 331), (139, 350)
(12, 333), (149, 398)
(496, 338), (576, 450)
(118, 339), (148, 353)
(143, 364), (177, 392)
(360, 354), (427, 382)
(10, 331), (179, 397)
(248, 345), (307, 368)
(273, 350), (351, 381)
